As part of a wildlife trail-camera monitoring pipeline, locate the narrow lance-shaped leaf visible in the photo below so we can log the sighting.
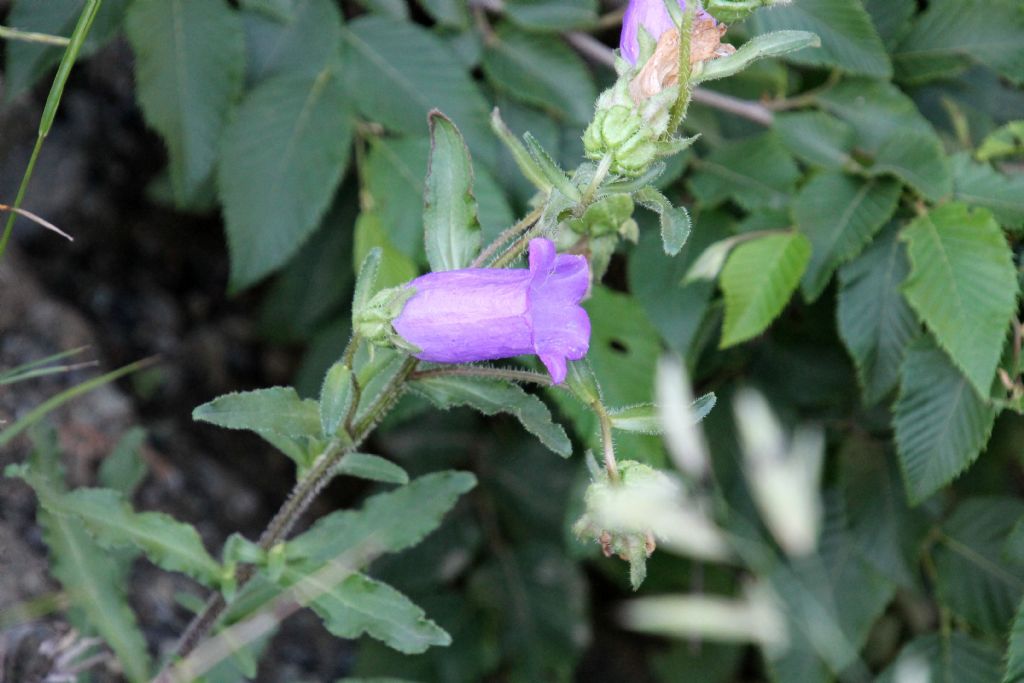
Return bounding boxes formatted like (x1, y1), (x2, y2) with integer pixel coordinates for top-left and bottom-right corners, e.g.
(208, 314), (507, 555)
(352, 247), (383, 322)
(193, 387), (322, 439)
(99, 427), (148, 497)
(424, 111), (482, 272)
(411, 375), (572, 457)
(333, 452), (409, 485)
(696, 30), (821, 83)
(635, 187), (692, 256)
(900, 203), (1019, 397)
(288, 470), (477, 563)
(609, 393), (716, 434)
(491, 107), (552, 193)
(523, 132), (580, 201)
(54, 488), (223, 587)
(319, 362), (354, 437)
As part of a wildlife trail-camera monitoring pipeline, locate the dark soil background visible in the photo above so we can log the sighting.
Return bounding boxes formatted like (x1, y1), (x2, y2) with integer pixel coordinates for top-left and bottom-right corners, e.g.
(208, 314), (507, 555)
(0, 34), (365, 682)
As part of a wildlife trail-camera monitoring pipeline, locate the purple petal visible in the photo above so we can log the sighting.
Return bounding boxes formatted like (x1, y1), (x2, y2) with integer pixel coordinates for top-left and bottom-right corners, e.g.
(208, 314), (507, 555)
(620, 0), (686, 64)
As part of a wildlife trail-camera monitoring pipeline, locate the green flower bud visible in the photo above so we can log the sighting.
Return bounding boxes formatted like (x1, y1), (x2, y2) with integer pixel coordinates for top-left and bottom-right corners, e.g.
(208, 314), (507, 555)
(584, 105), (659, 178)
(569, 193), (635, 237)
(354, 285), (420, 353)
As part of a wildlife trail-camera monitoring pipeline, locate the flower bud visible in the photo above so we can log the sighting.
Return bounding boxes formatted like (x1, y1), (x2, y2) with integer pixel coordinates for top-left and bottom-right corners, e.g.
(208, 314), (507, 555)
(583, 105), (659, 177)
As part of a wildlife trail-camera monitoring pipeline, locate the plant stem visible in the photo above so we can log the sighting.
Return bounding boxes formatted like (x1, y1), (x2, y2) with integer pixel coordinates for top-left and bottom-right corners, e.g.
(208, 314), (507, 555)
(592, 401), (620, 482)
(0, 26), (71, 46)
(472, 205), (544, 268)
(0, 0), (101, 260)
(159, 357), (419, 678)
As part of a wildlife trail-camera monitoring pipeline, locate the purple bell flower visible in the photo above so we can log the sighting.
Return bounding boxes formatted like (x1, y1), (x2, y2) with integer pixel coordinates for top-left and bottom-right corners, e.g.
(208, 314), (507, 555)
(620, 0), (687, 65)
(393, 238), (591, 384)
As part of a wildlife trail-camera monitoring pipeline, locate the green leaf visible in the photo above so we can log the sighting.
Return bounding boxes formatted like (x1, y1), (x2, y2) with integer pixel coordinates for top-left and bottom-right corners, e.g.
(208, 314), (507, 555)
(818, 79), (951, 201)
(99, 427), (148, 497)
(416, 0), (469, 28)
(951, 152), (1024, 231)
(340, 16), (494, 166)
(719, 233), (811, 348)
(193, 387), (322, 439)
(876, 633), (1002, 683)
(219, 71), (353, 290)
(634, 187), (691, 256)
(608, 393), (716, 434)
(689, 133), (800, 211)
(795, 172), (901, 301)
(334, 452), (409, 485)
(697, 31), (820, 83)
(424, 112), (482, 272)
(288, 471), (477, 563)
(353, 212), (419, 295)
(749, 0), (891, 78)
(320, 362), (354, 438)
(352, 247), (384, 323)
(978, 120), (1024, 161)
(934, 497), (1024, 635)
(503, 0), (597, 31)
(17, 428), (152, 683)
(286, 568), (450, 654)
(125, 0), (244, 206)
(836, 226), (919, 405)
(363, 136), (514, 260)
(861, 0), (916, 49)
(4, 0), (130, 101)
(523, 133), (580, 201)
(242, 0), (343, 83)
(1007, 598), (1024, 682)
(773, 111), (857, 170)
(56, 488), (223, 586)
(900, 203), (1019, 397)
(481, 24), (596, 125)
(893, 0), (1024, 86)
(893, 340), (998, 504)
(411, 375), (572, 457)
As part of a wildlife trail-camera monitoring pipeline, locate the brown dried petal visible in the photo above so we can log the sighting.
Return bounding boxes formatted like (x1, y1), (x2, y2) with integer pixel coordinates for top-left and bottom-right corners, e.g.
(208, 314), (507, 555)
(629, 18), (736, 104)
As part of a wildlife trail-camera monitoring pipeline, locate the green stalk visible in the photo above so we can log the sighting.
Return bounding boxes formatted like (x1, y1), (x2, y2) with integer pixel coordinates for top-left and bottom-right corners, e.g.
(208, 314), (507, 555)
(0, 0), (102, 260)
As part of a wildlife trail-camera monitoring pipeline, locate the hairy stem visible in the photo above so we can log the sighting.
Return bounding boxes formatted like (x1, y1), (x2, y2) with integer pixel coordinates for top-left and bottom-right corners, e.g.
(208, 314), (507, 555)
(410, 365), (553, 387)
(592, 401), (620, 482)
(472, 206), (544, 268)
(158, 357), (419, 678)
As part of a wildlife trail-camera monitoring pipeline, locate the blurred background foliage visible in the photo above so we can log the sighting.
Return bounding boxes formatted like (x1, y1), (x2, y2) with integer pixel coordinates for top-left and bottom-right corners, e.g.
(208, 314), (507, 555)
(2, 0), (1024, 681)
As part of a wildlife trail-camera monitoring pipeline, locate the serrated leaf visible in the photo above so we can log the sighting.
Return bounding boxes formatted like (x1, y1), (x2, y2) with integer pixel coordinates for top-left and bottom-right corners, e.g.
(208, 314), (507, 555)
(56, 488), (222, 586)
(194, 387), (322, 439)
(774, 111), (856, 170)
(1007, 598), (1024, 682)
(697, 31), (820, 83)
(334, 452), (409, 485)
(749, 0), (891, 78)
(287, 568), (450, 653)
(934, 497), (1024, 636)
(893, 0), (1024, 86)
(894, 340), (998, 504)
(634, 187), (691, 256)
(482, 24), (596, 125)
(320, 362), (354, 438)
(876, 633), (1002, 683)
(862, 0), (916, 49)
(720, 233), (811, 348)
(125, 0), (244, 206)
(818, 79), (950, 200)
(424, 112), (482, 272)
(689, 133), (800, 211)
(363, 136), (514, 260)
(951, 152), (1024, 231)
(242, 0), (343, 83)
(836, 226), (919, 405)
(504, 0), (597, 31)
(288, 471), (477, 563)
(219, 71), (353, 290)
(4, 0), (130, 102)
(99, 427), (148, 497)
(412, 375), (572, 457)
(795, 172), (901, 301)
(340, 16), (495, 166)
(901, 203), (1019, 396)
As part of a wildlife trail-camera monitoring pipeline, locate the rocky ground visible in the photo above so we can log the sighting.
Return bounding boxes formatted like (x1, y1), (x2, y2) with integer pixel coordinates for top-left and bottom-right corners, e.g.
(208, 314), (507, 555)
(0, 38), (351, 682)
